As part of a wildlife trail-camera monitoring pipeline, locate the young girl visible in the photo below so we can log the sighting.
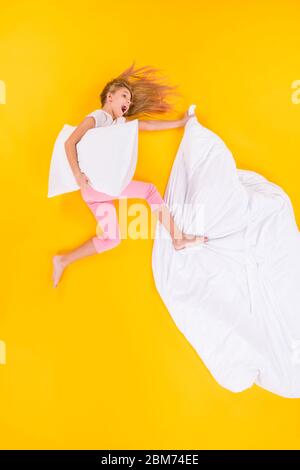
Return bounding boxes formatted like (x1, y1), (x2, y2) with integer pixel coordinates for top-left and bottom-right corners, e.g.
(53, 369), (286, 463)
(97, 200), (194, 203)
(52, 63), (208, 287)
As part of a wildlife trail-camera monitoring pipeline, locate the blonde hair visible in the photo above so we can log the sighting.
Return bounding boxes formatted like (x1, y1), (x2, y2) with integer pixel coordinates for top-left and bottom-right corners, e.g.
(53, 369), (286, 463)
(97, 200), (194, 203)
(100, 61), (182, 119)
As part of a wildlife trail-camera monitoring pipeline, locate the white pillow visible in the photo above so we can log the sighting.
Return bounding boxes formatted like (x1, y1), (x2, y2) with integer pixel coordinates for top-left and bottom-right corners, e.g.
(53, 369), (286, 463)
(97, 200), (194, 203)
(47, 119), (139, 197)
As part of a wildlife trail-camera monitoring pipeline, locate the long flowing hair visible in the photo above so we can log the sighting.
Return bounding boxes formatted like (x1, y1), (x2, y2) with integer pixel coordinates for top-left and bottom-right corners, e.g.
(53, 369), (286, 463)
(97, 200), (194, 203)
(99, 61), (182, 119)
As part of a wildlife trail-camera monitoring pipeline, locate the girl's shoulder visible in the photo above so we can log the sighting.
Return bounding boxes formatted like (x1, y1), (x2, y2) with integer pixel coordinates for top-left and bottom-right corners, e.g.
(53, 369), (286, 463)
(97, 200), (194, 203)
(85, 109), (112, 127)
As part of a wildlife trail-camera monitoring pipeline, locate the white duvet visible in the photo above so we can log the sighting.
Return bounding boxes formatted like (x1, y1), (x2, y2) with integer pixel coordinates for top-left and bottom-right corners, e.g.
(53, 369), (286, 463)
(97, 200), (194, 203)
(152, 116), (300, 398)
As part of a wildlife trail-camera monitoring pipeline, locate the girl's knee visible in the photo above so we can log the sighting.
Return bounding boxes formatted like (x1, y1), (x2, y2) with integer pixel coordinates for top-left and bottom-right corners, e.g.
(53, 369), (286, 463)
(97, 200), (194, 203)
(147, 182), (157, 193)
(146, 183), (165, 209)
(93, 234), (121, 253)
(146, 183), (158, 201)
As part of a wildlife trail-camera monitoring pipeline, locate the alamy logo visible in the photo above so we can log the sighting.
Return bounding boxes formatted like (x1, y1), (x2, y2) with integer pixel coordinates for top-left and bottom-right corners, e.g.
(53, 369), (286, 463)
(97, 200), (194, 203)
(0, 340), (6, 365)
(1, 81), (7, 364)
(94, 199), (206, 240)
(0, 80), (6, 104)
(291, 80), (300, 104)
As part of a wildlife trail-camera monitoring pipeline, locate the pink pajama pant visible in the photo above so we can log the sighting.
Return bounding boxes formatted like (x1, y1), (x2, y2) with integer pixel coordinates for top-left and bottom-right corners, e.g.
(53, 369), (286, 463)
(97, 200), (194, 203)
(80, 180), (165, 253)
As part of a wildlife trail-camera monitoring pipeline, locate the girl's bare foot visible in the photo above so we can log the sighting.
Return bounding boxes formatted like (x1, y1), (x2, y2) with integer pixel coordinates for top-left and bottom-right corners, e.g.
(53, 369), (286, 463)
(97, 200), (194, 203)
(52, 255), (67, 288)
(173, 234), (208, 251)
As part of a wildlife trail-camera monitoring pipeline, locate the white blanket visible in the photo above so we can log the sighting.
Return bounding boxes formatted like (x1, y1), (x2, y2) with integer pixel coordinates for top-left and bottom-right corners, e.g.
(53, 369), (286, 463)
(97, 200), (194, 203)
(152, 116), (300, 398)
(47, 119), (138, 197)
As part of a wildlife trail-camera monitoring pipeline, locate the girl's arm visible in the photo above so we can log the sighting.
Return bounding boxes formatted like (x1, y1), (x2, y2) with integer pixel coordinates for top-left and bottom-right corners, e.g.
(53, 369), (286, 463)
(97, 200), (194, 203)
(138, 119), (185, 131)
(136, 110), (192, 131)
(64, 117), (95, 185)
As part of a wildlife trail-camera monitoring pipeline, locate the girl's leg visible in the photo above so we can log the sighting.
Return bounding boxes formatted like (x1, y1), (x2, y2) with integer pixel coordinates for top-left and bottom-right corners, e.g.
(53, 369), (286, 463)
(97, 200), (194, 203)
(119, 180), (208, 249)
(52, 199), (120, 287)
(52, 239), (97, 287)
(52, 181), (208, 287)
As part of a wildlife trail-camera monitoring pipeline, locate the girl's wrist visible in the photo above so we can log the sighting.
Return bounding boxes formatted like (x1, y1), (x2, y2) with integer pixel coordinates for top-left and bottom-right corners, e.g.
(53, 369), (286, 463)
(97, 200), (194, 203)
(181, 117), (188, 127)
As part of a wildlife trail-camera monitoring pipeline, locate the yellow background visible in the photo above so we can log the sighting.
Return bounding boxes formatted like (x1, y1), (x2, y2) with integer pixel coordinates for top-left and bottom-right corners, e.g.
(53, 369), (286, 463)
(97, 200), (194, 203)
(1, 0), (300, 450)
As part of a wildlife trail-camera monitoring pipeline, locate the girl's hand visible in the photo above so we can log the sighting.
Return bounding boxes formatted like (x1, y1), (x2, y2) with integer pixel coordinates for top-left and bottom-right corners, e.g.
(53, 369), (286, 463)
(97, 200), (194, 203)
(77, 172), (91, 191)
(182, 108), (196, 126)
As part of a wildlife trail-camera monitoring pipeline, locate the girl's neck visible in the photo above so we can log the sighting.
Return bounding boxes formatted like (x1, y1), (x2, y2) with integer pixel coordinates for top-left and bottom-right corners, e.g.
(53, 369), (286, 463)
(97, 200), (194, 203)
(101, 105), (116, 120)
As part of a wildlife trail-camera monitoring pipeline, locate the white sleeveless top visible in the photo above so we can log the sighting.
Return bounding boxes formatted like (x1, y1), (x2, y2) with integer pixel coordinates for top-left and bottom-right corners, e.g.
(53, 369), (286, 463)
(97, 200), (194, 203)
(86, 109), (126, 127)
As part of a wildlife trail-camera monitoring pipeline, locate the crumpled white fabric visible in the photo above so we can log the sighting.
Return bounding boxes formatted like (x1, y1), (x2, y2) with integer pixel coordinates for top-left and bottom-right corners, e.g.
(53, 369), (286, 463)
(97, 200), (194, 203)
(152, 116), (300, 398)
(47, 119), (138, 197)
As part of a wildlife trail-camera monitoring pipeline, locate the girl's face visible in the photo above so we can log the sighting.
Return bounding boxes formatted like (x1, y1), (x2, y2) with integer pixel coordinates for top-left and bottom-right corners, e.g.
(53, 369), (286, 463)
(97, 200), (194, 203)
(108, 87), (132, 119)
